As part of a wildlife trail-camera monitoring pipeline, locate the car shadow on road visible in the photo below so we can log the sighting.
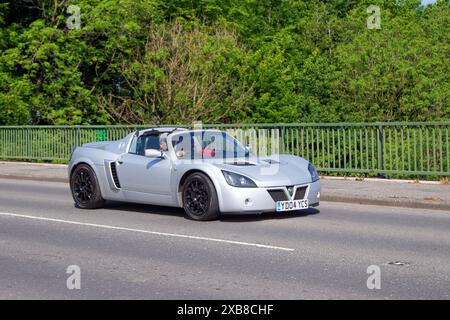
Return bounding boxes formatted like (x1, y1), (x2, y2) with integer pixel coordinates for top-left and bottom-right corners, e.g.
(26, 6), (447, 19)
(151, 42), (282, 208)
(102, 201), (320, 222)
(102, 201), (187, 218)
(219, 208), (320, 222)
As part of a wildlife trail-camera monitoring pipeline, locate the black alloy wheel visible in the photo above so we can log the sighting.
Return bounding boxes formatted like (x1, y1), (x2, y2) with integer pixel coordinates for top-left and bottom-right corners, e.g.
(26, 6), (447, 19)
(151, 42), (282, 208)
(182, 173), (220, 221)
(70, 164), (105, 209)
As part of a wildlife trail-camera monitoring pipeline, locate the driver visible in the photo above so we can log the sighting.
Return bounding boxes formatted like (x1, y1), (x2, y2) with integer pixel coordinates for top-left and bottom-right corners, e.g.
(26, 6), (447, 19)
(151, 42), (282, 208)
(173, 135), (186, 158)
(159, 133), (169, 153)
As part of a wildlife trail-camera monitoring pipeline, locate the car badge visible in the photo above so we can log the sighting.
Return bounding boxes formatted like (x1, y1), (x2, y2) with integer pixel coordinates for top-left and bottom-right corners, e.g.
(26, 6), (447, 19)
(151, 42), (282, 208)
(287, 186), (294, 196)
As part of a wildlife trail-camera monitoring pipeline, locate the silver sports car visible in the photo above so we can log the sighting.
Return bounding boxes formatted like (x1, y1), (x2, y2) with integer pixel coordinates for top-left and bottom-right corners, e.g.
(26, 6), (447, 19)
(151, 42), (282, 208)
(69, 127), (320, 220)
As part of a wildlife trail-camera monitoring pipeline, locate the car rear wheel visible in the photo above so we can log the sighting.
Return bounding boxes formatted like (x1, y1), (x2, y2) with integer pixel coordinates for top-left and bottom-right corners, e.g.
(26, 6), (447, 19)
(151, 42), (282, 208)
(70, 164), (105, 209)
(182, 173), (220, 221)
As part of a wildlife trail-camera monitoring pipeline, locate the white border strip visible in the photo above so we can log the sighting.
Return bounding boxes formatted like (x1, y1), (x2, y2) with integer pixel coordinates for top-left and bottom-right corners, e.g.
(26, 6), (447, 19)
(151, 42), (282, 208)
(0, 212), (294, 252)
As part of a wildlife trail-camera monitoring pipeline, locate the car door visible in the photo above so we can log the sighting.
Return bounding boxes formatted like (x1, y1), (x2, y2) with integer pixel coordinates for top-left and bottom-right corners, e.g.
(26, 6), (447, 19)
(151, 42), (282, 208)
(115, 134), (173, 196)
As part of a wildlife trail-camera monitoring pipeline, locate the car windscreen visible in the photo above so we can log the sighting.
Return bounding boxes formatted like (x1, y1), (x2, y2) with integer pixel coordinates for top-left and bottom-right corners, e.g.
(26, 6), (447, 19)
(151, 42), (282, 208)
(171, 131), (249, 160)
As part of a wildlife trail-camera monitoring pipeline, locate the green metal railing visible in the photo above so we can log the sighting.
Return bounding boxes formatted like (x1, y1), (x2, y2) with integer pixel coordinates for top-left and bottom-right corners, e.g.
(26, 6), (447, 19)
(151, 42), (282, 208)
(0, 122), (449, 178)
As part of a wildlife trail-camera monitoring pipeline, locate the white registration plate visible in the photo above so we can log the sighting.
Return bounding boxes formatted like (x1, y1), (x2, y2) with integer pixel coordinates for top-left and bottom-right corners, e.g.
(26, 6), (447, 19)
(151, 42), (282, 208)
(276, 199), (309, 212)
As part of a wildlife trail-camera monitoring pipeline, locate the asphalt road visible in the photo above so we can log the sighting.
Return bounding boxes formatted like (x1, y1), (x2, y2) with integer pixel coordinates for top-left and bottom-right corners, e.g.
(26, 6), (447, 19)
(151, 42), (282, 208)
(0, 178), (449, 300)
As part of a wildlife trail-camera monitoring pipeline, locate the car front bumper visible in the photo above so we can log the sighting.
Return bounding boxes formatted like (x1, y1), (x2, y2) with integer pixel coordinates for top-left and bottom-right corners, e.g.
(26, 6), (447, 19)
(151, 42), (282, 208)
(218, 180), (321, 214)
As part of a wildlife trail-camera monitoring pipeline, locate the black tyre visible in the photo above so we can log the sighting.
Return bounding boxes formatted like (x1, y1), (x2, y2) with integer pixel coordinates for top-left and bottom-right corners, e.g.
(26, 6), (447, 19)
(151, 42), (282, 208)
(70, 164), (105, 209)
(182, 173), (220, 221)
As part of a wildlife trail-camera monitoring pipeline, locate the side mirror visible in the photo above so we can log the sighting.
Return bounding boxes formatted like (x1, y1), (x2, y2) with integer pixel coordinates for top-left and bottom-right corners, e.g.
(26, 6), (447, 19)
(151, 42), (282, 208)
(145, 149), (163, 158)
(245, 145), (252, 153)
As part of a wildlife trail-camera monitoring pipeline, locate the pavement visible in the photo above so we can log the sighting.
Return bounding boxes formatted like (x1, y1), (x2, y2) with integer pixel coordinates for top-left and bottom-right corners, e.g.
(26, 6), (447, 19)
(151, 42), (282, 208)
(0, 161), (449, 211)
(0, 178), (449, 299)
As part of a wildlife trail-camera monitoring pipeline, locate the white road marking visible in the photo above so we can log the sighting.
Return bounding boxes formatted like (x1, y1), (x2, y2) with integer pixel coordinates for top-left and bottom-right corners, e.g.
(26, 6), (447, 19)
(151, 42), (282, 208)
(0, 212), (295, 252)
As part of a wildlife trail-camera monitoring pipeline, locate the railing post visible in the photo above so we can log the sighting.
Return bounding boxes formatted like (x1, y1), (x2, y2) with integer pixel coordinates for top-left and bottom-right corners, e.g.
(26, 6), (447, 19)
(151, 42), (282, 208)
(377, 124), (384, 178)
(26, 128), (31, 160)
(77, 127), (81, 147)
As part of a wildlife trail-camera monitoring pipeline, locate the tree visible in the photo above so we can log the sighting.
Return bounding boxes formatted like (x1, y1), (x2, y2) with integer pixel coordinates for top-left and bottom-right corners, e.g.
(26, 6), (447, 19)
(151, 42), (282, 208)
(100, 22), (252, 124)
(0, 0), (448, 125)
(335, 0), (449, 121)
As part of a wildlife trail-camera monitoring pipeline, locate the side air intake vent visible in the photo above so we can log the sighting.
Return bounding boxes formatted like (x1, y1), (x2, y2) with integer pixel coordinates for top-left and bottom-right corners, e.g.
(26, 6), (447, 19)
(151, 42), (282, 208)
(110, 162), (121, 188)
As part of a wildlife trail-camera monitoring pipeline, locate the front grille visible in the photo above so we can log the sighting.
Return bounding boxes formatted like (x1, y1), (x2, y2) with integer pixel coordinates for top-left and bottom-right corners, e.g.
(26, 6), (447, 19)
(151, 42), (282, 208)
(110, 162), (121, 188)
(294, 186), (307, 200)
(268, 190), (288, 202)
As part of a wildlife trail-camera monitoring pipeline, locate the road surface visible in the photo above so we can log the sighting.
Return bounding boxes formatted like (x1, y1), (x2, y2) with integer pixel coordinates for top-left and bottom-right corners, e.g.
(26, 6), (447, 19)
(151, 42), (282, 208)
(0, 178), (449, 299)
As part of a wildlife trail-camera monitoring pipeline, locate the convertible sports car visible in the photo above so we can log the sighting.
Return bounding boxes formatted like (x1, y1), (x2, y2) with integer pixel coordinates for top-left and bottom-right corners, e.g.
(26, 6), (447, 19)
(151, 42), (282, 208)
(69, 128), (320, 220)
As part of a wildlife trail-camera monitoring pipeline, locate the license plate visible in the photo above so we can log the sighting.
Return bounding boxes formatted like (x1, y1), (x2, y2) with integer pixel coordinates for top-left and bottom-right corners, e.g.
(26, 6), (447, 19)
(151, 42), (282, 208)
(276, 199), (309, 212)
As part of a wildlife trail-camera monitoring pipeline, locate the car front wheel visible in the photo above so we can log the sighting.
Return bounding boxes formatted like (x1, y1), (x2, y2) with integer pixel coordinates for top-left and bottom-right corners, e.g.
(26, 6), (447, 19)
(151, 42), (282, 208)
(182, 173), (220, 221)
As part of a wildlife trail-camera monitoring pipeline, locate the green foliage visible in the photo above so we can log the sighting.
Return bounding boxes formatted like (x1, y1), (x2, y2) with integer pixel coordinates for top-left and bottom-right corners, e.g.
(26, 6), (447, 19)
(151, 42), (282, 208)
(105, 22), (252, 124)
(335, 0), (450, 121)
(0, 0), (448, 125)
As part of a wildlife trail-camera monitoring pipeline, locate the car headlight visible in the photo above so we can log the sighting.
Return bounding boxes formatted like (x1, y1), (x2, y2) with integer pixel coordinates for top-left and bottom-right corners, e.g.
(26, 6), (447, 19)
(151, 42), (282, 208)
(222, 171), (257, 188)
(308, 163), (320, 182)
